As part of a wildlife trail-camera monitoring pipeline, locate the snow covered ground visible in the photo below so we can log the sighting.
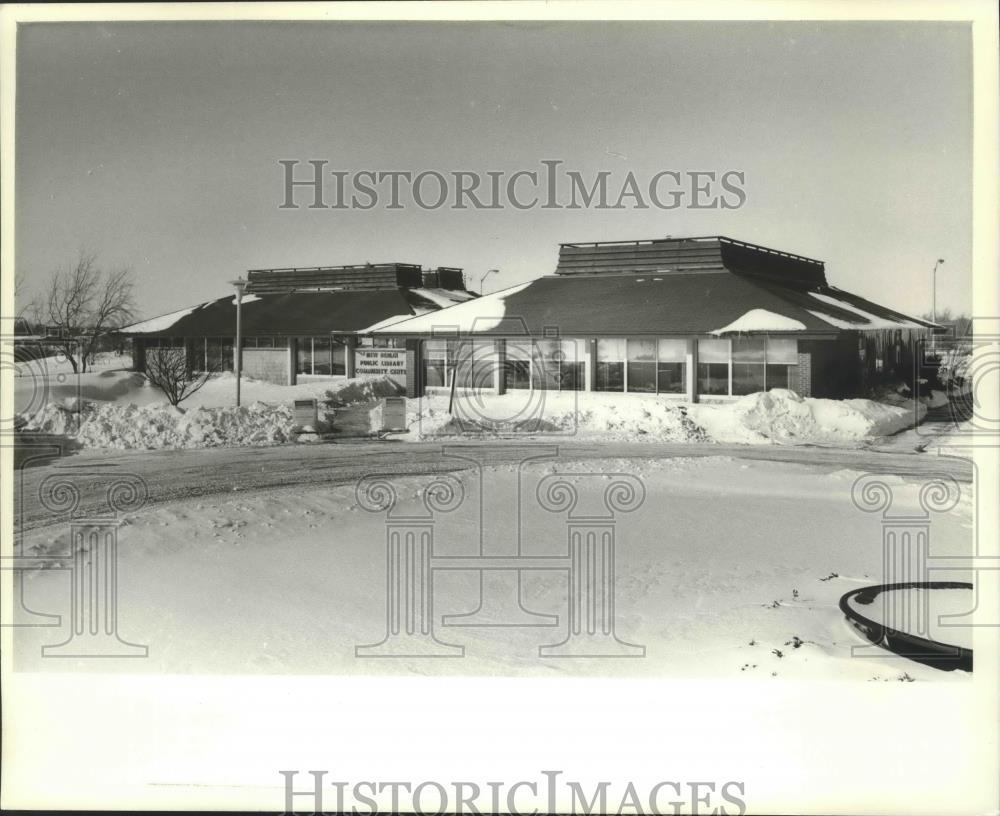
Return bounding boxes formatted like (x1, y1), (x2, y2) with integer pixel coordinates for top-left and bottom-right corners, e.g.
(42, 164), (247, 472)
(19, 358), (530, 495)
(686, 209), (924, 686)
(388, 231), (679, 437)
(14, 352), (940, 450)
(13, 456), (974, 679)
(408, 388), (928, 446)
(13, 357), (400, 449)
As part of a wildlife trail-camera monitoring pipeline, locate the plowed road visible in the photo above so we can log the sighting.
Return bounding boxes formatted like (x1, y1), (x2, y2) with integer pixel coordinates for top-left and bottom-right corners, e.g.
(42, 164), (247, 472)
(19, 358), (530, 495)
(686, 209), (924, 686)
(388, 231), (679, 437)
(12, 438), (973, 532)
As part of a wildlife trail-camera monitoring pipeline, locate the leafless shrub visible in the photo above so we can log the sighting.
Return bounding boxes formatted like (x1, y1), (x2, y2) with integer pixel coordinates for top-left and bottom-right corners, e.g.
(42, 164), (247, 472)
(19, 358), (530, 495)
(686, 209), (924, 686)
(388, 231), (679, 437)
(143, 346), (214, 407)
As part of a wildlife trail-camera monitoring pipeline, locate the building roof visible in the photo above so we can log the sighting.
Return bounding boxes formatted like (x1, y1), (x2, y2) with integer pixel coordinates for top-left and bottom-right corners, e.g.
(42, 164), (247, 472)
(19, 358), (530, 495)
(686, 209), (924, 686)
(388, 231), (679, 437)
(556, 235), (827, 286)
(372, 272), (935, 337)
(120, 287), (475, 338)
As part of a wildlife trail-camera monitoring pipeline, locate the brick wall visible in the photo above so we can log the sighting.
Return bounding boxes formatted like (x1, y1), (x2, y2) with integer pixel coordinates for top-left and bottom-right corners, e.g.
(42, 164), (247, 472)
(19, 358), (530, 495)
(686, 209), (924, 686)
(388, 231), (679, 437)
(796, 352), (812, 397)
(243, 348), (290, 385)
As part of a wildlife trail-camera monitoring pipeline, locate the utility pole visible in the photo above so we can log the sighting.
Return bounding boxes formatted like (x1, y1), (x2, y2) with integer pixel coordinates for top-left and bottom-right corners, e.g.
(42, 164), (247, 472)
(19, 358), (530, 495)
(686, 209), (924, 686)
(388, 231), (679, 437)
(229, 276), (247, 406)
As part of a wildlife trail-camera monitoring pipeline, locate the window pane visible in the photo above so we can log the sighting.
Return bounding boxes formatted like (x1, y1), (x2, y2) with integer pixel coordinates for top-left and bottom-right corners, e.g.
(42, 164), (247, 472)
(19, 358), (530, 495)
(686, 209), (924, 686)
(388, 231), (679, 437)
(732, 363), (766, 395)
(766, 364), (799, 391)
(295, 337), (312, 375)
(561, 362), (584, 391)
(220, 340), (234, 372)
(658, 339), (686, 362)
(597, 338), (626, 362)
(425, 360), (447, 387)
(657, 361), (685, 393)
(626, 339), (656, 392)
(767, 338), (798, 364)
(628, 363), (656, 392)
(698, 362), (729, 395)
(505, 359), (531, 390)
(313, 337), (333, 375)
(732, 337), (766, 363)
(331, 340), (345, 375)
(596, 362), (624, 391)
(453, 340), (475, 387)
(533, 339), (561, 390)
(504, 340), (532, 390)
(627, 338), (656, 362)
(698, 338), (730, 363)
(425, 339), (449, 360)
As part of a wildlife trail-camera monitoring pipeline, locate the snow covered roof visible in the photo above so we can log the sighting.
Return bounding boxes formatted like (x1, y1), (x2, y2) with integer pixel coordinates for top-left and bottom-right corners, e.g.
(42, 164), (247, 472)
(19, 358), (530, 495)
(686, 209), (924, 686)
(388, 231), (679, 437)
(120, 287), (476, 338)
(373, 272), (936, 337)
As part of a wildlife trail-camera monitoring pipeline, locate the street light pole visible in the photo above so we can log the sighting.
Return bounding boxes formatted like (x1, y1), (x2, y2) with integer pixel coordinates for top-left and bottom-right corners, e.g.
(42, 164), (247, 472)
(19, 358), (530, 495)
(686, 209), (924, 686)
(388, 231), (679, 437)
(229, 276), (247, 407)
(931, 258), (944, 351)
(479, 268), (498, 294)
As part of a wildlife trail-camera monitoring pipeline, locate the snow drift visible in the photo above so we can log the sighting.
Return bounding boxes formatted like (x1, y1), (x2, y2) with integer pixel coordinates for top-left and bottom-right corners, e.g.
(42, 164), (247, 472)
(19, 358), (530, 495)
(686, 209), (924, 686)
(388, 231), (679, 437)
(20, 399), (294, 449)
(405, 388), (924, 445)
(688, 389), (926, 444)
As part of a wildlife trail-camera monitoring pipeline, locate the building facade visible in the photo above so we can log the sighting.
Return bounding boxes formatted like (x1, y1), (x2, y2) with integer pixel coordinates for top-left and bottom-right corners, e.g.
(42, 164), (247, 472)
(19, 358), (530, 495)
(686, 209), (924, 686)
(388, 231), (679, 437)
(371, 237), (937, 401)
(120, 263), (474, 385)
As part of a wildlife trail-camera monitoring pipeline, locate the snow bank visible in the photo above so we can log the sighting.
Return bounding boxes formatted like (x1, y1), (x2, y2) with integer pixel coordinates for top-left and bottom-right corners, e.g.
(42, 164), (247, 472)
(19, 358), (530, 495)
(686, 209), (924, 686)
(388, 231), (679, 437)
(404, 389), (923, 445)
(324, 376), (404, 406)
(406, 391), (707, 442)
(19, 400), (293, 449)
(689, 389), (925, 444)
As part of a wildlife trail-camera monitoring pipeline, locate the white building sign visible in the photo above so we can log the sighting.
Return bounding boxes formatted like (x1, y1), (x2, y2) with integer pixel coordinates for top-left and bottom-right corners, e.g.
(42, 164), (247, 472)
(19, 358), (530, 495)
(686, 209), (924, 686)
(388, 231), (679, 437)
(355, 348), (407, 385)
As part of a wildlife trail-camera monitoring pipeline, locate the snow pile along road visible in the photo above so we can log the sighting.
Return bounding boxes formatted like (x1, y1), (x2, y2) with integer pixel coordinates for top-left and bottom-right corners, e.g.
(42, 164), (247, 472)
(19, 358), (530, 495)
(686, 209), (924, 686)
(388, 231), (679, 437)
(19, 399), (294, 449)
(405, 388), (924, 445)
(689, 389), (926, 444)
(406, 391), (707, 442)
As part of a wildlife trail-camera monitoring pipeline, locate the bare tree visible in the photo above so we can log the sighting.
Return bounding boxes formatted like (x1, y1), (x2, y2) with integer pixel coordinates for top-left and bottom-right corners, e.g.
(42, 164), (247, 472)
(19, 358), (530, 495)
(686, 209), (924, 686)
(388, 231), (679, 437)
(143, 346), (214, 407)
(39, 251), (136, 373)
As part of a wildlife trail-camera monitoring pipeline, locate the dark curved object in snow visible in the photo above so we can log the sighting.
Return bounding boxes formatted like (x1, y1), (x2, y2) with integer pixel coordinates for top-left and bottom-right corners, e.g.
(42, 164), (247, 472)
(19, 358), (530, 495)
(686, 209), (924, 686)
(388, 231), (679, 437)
(839, 582), (973, 672)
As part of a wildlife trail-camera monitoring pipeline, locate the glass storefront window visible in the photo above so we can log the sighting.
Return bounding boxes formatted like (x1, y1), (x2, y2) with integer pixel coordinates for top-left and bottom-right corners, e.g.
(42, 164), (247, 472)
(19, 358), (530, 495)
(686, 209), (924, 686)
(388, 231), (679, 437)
(596, 338), (625, 392)
(424, 339), (450, 387)
(312, 337), (333, 375)
(698, 338), (730, 395)
(207, 337), (234, 372)
(765, 337), (798, 391)
(504, 340), (532, 390)
(657, 339), (686, 394)
(558, 340), (585, 391)
(626, 338), (656, 393)
(732, 337), (766, 395)
(294, 337), (343, 376)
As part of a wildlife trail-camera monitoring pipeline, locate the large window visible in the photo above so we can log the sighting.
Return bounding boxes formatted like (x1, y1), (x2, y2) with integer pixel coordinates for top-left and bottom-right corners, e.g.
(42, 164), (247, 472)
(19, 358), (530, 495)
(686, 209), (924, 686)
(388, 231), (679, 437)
(423, 339), (494, 389)
(424, 339), (450, 387)
(626, 339), (657, 393)
(501, 339), (584, 391)
(732, 338), (766, 395)
(206, 337), (234, 372)
(698, 337), (799, 396)
(698, 338), (730, 395)
(296, 337), (345, 376)
(533, 339), (585, 391)
(596, 338), (626, 392)
(764, 338), (799, 390)
(657, 339), (686, 394)
(504, 340), (532, 390)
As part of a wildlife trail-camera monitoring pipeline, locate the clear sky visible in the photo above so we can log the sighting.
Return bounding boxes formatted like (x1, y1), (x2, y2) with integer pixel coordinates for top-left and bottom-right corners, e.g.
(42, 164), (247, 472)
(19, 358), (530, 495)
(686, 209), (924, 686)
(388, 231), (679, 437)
(16, 20), (972, 320)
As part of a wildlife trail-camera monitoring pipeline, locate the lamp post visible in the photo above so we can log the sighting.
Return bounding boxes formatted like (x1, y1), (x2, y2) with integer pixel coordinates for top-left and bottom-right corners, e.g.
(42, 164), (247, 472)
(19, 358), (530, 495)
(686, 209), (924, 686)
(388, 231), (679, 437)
(479, 268), (498, 294)
(931, 259), (944, 350)
(229, 276), (247, 406)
